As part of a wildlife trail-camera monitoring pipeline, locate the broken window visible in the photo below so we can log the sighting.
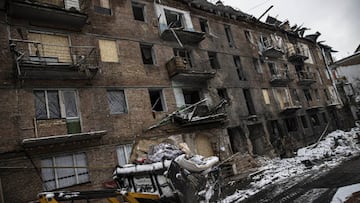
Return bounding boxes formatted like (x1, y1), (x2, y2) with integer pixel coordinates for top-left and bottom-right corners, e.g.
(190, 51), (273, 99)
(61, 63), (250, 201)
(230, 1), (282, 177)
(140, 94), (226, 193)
(234, 56), (246, 80)
(41, 153), (89, 191)
(174, 48), (192, 67)
(310, 114), (320, 126)
(132, 2), (145, 21)
(224, 25), (235, 47)
(285, 117), (298, 132)
(165, 9), (183, 28)
(253, 58), (262, 73)
(262, 89), (270, 105)
(244, 30), (253, 43)
(301, 115), (308, 128)
(303, 89), (312, 102)
(260, 35), (272, 48)
(117, 144), (133, 166)
(95, 0), (111, 15)
(99, 39), (119, 62)
(199, 18), (209, 33)
(28, 32), (71, 63)
(208, 51), (220, 69)
(107, 90), (127, 114)
(140, 44), (155, 65)
(217, 88), (229, 103)
(149, 89), (166, 112)
(243, 89), (256, 115)
(183, 89), (200, 105)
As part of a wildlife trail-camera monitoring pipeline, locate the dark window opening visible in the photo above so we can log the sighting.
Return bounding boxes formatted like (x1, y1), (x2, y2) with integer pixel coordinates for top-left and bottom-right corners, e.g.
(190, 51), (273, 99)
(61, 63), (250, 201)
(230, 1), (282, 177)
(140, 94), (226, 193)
(285, 117), (298, 132)
(183, 90), (200, 105)
(224, 25), (235, 47)
(149, 90), (165, 112)
(199, 18), (209, 33)
(174, 48), (192, 67)
(310, 114), (320, 126)
(268, 62), (277, 75)
(303, 89), (312, 101)
(322, 112), (328, 123)
(301, 115), (308, 128)
(208, 52), (220, 69)
(217, 88), (229, 103)
(165, 9), (183, 28)
(244, 30), (253, 43)
(253, 58), (262, 73)
(140, 44), (154, 64)
(243, 89), (256, 115)
(291, 89), (300, 103)
(234, 56), (246, 80)
(132, 3), (145, 21)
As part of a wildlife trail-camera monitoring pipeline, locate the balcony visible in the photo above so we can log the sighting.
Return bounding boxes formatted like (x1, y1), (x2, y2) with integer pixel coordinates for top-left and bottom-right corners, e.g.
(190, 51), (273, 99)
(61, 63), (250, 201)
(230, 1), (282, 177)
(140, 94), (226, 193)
(10, 39), (99, 80)
(166, 56), (215, 82)
(8, 0), (87, 29)
(326, 97), (340, 107)
(261, 44), (284, 58)
(287, 45), (309, 63)
(281, 101), (302, 114)
(161, 28), (205, 45)
(297, 71), (316, 85)
(270, 69), (293, 86)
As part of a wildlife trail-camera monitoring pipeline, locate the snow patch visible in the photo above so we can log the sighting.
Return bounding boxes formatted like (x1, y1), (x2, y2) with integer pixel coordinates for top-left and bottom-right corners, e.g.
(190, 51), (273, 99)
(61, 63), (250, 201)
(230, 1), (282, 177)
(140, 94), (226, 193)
(331, 183), (360, 203)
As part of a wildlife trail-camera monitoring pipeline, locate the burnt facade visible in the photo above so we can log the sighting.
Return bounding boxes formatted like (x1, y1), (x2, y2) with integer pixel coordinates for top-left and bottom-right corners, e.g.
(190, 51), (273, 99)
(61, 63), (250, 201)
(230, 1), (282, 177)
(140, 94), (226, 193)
(0, 0), (354, 202)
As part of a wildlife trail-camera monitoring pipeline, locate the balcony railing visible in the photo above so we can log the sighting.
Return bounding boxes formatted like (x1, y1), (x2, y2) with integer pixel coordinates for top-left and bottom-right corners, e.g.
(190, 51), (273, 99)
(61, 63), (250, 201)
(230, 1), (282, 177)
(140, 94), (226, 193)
(297, 71), (316, 85)
(8, 0), (87, 29)
(165, 56), (215, 82)
(270, 68), (292, 85)
(10, 39), (99, 80)
(287, 45), (309, 63)
(281, 101), (302, 114)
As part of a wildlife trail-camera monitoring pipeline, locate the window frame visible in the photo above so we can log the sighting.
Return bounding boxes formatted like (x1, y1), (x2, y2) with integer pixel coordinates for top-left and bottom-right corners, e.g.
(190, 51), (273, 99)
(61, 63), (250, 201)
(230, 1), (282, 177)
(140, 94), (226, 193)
(208, 51), (220, 69)
(199, 18), (209, 33)
(132, 2), (145, 22)
(140, 43), (155, 65)
(148, 89), (167, 112)
(107, 89), (128, 114)
(224, 24), (235, 48)
(41, 152), (90, 191)
(95, 0), (112, 15)
(117, 144), (133, 166)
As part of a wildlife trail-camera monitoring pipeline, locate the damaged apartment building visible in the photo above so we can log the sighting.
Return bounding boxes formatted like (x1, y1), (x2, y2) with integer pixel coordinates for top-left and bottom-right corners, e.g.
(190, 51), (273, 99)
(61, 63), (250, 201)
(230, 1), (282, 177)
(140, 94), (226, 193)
(0, 0), (355, 202)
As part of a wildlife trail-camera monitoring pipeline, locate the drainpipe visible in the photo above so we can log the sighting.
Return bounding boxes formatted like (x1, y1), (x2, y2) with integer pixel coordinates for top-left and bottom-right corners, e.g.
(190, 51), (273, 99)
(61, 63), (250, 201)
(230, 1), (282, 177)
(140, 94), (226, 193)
(321, 47), (344, 106)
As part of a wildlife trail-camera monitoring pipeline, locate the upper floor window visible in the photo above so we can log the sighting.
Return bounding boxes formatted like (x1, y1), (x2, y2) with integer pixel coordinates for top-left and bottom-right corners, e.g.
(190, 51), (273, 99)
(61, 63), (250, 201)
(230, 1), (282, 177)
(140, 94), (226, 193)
(244, 30), (254, 43)
(253, 58), (262, 73)
(183, 89), (201, 105)
(217, 88), (230, 103)
(99, 39), (119, 62)
(234, 56), (246, 80)
(262, 89), (270, 105)
(208, 51), (220, 69)
(41, 153), (89, 191)
(149, 89), (166, 112)
(165, 9), (183, 28)
(273, 88), (292, 109)
(34, 90), (79, 120)
(107, 90), (128, 114)
(140, 44), (155, 65)
(303, 89), (313, 101)
(117, 144), (133, 166)
(95, 0), (112, 15)
(199, 18), (209, 33)
(224, 25), (235, 47)
(132, 2), (145, 21)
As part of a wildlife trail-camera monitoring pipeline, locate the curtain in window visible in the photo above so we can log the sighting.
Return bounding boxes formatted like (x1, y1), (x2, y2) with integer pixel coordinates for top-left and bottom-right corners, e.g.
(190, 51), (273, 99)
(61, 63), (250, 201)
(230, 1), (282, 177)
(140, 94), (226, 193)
(34, 91), (47, 119)
(107, 90), (127, 114)
(47, 90), (61, 118)
(63, 91), (78, 118)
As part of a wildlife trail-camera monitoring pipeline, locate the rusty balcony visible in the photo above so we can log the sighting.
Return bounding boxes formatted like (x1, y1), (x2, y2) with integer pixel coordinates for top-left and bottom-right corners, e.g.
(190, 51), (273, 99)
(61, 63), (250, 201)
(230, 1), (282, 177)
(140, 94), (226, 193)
(8, 0), (87, 29)
(165, 56), (215, 82)
(281, 101), (302, 114)
(10, 39), (99, 80)
(270, 69), (293, 86)
(297, 71), (316, 85)
(287, 45), (309, 63)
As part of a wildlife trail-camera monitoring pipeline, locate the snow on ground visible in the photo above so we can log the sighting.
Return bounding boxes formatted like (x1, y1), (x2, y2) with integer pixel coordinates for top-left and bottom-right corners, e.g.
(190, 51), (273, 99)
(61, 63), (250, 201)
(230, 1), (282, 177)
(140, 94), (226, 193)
(222, 128), (360, 203)
(331, 183), (360, 203)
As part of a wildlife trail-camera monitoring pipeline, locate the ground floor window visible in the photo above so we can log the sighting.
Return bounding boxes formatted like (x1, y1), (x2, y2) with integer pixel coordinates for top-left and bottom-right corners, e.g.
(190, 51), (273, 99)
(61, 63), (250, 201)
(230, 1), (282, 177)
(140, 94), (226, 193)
(41, 153), (89, 191)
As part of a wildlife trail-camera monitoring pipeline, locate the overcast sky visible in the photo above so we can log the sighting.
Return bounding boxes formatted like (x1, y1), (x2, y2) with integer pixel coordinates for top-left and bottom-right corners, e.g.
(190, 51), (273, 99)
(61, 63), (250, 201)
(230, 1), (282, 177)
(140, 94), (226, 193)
(218, 0), (360, 60)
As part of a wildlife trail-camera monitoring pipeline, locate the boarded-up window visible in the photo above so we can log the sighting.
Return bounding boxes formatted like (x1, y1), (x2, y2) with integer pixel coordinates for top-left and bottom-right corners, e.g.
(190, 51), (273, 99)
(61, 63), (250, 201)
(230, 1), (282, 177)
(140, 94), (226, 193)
(107, 90), (127, 114)
(41, 153), (89, 191)
(117, 144), (133, 166)
(262, 89), (270, 104)
(100, 0), (110, 8)
(28, 32), (71, 63)
(99, 40), (118, 62)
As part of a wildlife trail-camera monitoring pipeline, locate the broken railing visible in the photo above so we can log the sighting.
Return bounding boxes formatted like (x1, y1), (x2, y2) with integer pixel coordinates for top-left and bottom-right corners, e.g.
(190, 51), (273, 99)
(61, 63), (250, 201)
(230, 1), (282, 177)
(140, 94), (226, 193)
(297, 71), (316, 81)
(270, 68), (292, 83)
(147, 99), (227, 130)
(287, 45), (309, 61)
(10, 39), (99, 79)
(166, 56), (215, 80)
